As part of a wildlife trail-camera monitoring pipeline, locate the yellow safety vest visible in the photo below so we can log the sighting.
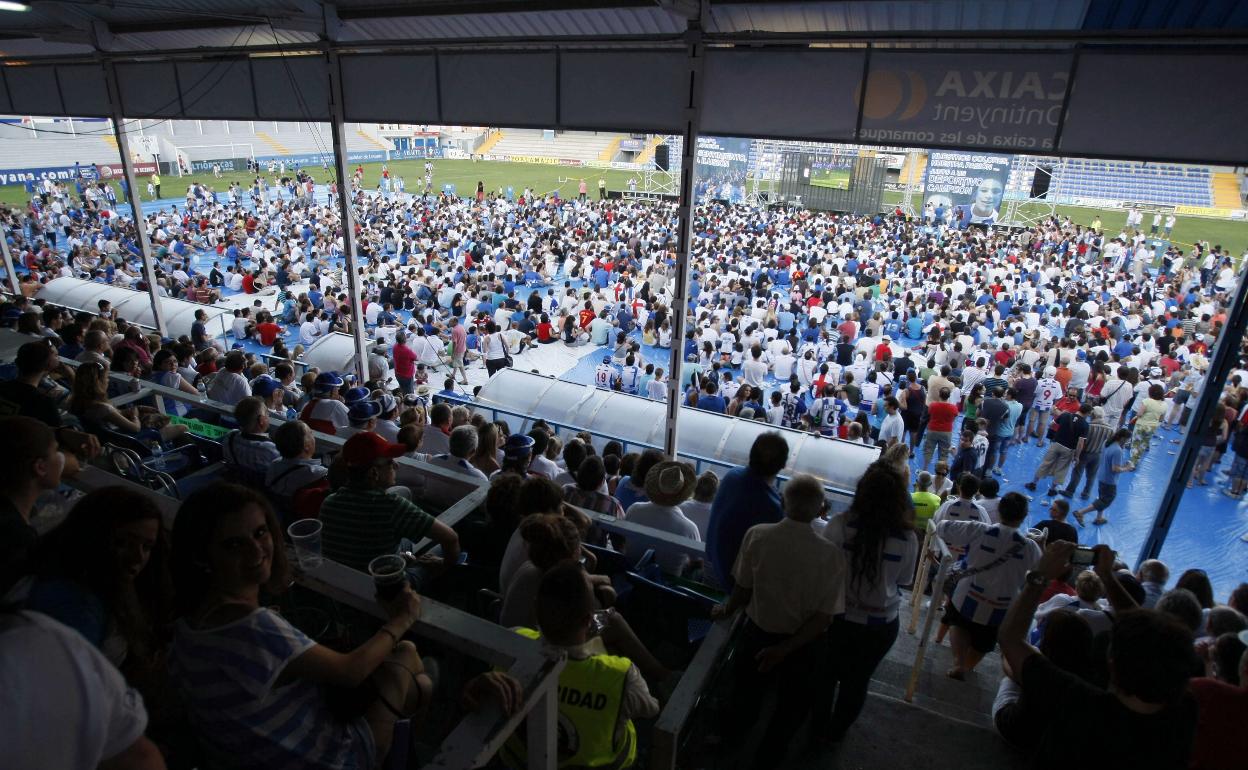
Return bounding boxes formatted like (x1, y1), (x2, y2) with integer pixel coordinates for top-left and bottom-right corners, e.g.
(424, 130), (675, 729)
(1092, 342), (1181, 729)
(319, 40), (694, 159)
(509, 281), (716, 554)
(501, 627), (638, 770)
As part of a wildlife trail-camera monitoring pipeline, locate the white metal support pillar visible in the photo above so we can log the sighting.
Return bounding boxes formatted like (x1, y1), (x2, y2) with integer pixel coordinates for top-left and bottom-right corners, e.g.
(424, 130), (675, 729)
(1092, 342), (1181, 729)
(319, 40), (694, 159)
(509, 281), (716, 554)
(0, 212), (19, 295)
(103, 60), (168, 338)
(327, 51), (369, 384)
(663, 4), (708, 458)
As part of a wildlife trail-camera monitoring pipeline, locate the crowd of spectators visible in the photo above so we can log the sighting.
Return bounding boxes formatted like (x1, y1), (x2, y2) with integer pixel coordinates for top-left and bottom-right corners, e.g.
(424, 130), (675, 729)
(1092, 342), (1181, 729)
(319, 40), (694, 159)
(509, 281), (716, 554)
(2, 166), (1247, 768)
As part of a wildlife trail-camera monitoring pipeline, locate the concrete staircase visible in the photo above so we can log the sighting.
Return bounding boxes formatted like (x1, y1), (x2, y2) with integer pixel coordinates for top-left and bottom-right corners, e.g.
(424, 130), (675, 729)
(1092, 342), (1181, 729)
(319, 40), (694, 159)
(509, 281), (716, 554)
(254, 131), (291, 155)
(634, 136), (664, 165)
(598, 135), (623, 162)
(872, 592), (1003, 728)
(680, 588), (1024, 770)
(355, 128), (390, 151)
(476, 130), (505, 155)
(1212, 172), (1242, 209)
(899, 153), (928, 186)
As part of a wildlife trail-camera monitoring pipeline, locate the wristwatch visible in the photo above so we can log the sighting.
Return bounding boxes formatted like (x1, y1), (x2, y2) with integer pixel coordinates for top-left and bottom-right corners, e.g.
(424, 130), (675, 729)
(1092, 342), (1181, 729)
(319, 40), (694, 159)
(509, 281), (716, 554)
(1024, 570), (1047, 588)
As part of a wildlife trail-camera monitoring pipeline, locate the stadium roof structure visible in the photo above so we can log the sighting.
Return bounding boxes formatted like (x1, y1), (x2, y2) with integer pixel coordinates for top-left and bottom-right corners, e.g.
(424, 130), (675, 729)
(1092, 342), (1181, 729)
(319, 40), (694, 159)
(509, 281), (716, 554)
(0, 2), (1245, 164)
(1, 0), (1246, 56)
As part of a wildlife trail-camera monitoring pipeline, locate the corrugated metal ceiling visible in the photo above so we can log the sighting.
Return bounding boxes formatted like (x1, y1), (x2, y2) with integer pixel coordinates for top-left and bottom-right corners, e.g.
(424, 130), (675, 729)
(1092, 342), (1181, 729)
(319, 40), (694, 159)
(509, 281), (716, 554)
(708, 0), (1091, 34)
(339, 7), (685, 42)
(1, 0), (1245, 55)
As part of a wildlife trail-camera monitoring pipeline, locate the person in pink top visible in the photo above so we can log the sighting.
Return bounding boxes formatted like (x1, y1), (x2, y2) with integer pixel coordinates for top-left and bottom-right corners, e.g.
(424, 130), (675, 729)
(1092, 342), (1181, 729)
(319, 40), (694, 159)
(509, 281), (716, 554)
(392, 331), (417, 395)
(449, 318), (469, 385)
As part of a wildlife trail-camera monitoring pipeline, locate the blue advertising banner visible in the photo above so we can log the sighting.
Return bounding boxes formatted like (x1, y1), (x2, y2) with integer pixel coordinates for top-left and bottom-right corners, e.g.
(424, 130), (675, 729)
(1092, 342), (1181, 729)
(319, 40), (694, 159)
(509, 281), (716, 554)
(0, 165), (91, 186)
(693, 136), (751, 204)
(252, 148), (443, 168)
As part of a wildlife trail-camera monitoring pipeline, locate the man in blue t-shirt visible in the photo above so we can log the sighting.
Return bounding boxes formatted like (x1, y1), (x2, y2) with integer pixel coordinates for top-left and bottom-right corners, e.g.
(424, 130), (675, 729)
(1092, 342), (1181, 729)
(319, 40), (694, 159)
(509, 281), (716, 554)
(705, 433), (788, 589)
(1072, 429), (1132, 526)
(697, 379), (727, 414)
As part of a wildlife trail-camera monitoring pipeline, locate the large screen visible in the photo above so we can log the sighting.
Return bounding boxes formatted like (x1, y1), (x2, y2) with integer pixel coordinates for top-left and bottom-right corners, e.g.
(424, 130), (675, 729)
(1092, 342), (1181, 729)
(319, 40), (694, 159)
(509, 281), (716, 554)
(807, 154), (855, 190)
(922, 151), (1012, 228)
(693, 136), (751, 204)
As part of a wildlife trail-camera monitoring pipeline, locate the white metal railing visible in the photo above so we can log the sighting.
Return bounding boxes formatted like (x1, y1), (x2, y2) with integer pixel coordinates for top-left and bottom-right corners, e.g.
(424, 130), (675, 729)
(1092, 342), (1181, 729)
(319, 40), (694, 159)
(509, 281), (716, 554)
(905, 520), (954, 703)
(651, 614), (741, 770)
(52, 363), (565, 769)
(41, 353), (743, 767)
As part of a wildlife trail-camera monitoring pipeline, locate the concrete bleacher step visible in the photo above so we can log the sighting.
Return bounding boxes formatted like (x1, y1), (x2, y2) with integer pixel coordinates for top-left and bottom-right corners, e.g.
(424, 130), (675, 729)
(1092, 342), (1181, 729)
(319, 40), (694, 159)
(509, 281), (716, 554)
(476, 130), (505, 155)
(899, 153), (927, 186)
(635, 135), (663, 165)
(598, 135), (623, 162)
(783, 692), (1025, 770)
(254, 130), (291, 155)
(866, 592), (1002, 729)
(355, 128), (389, 151)
(1212, 172), (1243, 208)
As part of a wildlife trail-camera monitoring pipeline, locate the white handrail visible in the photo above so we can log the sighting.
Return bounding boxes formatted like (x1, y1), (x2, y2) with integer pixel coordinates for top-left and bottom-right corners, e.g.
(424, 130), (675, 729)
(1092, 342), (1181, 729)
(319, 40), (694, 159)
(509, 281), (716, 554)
(905, 521), (953, 703)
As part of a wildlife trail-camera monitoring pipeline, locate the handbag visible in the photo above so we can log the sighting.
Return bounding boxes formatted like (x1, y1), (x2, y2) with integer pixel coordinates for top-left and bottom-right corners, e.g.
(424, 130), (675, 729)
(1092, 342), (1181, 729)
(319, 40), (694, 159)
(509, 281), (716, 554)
(943, 537), (1026, 598)
(499, 334), (513, 367)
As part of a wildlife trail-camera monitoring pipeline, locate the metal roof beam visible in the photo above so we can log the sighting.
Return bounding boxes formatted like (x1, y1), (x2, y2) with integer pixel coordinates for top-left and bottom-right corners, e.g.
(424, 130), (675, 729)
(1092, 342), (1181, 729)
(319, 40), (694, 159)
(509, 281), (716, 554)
(26, 1), (114, 49)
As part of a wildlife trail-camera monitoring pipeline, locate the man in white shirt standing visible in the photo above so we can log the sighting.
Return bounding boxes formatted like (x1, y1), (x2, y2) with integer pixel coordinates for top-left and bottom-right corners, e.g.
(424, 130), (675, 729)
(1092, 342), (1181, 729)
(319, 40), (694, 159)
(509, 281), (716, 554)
(877, 397), (905, 447)
(646, 367), (668, 400)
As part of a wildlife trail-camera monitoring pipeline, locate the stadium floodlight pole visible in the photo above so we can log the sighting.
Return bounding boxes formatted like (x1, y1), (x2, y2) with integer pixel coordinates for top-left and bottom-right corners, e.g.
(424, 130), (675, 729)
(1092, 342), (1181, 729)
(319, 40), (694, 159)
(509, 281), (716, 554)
(103, 59), (168, 339)
(662, 7), (708, 459)
(327, 50), (369, 384)
(1137, 267), (1248, 567)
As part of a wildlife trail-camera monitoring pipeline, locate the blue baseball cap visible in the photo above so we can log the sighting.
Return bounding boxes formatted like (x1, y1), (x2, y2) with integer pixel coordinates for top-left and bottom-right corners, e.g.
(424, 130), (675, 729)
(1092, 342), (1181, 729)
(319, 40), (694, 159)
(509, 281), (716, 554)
(250, 376), (281, 398)
(348, 400), (382, 422)
(503, 433), (535, 461)
(343, 386), (371, 404)
(313, 371), (344, 393)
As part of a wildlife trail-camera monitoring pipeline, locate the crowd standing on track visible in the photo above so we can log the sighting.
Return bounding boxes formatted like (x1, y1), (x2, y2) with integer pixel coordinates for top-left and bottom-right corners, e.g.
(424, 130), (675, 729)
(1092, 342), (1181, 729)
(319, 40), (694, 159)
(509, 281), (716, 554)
(2, 166), (1248, 768)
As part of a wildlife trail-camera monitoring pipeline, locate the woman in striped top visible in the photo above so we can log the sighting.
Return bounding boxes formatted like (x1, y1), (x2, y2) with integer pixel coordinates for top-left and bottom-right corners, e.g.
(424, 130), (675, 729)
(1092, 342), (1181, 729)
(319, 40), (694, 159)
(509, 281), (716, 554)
(814, 462), (918, 744)
(169, 483), (431, 770)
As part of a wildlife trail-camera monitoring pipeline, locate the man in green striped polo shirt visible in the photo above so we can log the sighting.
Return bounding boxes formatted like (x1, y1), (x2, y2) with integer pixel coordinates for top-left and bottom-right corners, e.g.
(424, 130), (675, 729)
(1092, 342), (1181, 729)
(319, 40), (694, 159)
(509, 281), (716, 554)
(320, 431), (461, 575)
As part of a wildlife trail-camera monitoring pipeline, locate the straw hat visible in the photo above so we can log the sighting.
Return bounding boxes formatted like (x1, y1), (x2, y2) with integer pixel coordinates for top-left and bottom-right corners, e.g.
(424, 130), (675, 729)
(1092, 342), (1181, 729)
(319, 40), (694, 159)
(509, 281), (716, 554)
(644, 461), (697, 506)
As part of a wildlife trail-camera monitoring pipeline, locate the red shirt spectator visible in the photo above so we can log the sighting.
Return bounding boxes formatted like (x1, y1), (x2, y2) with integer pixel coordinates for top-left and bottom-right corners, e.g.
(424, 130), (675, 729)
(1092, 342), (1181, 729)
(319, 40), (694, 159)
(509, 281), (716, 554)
(874, 342), (892, 362)
(256, 321), (282, 347)
(838, 319), (857, 341)
(1188, 677), (1247, 769)
(1159, 355), (1182, 377)
(927, 401), (959, 433)
(242, 273), (256, 294)
(1052, 394), (1081, 416)
(392, 341), (416, 379)
(993, 349), (1016, 368)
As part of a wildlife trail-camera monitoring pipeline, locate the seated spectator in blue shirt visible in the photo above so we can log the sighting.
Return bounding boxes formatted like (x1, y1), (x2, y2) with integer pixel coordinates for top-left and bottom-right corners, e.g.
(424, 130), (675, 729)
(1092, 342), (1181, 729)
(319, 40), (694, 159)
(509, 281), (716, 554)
(697, 379), (727, 414)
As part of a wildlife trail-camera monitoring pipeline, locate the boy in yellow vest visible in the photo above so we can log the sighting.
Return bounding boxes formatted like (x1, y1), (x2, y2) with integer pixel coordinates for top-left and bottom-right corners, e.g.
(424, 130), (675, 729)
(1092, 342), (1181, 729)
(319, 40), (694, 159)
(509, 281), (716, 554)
(502, 560), (658, 768)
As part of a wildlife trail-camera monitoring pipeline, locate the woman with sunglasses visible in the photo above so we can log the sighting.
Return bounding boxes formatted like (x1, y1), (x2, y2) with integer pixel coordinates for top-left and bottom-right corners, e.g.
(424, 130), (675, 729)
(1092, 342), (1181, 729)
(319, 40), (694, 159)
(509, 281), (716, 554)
(169, 482), (431, 769)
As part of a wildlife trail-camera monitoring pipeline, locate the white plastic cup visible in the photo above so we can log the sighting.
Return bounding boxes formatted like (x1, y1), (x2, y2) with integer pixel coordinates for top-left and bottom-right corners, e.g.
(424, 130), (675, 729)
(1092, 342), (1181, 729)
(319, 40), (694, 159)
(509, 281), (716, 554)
(287, 519), (324, 570)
